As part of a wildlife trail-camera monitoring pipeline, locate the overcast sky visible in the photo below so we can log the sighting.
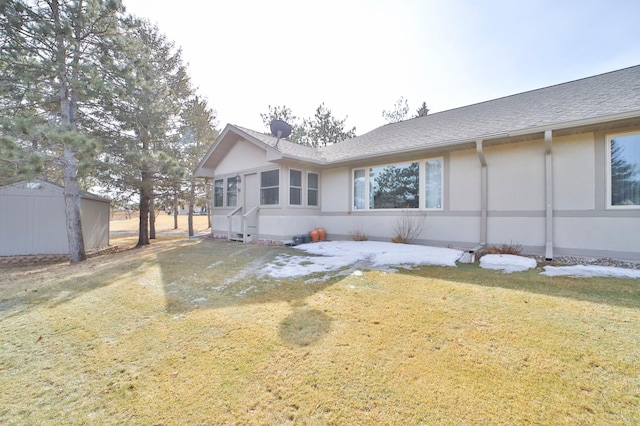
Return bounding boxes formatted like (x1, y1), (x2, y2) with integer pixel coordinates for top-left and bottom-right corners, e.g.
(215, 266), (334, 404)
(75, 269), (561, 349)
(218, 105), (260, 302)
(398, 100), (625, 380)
(124, 0), (640, 136)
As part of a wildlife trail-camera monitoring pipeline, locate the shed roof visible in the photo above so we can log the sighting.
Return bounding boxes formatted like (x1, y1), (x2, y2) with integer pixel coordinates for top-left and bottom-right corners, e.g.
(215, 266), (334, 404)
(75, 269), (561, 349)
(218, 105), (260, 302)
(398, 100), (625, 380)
(0, 180), (110, 203)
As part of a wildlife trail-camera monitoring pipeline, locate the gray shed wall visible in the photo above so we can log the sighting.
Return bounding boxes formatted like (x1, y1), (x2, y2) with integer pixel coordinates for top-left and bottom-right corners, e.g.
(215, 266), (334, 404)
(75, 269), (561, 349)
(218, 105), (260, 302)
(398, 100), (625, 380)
(0, 181), (110, 256)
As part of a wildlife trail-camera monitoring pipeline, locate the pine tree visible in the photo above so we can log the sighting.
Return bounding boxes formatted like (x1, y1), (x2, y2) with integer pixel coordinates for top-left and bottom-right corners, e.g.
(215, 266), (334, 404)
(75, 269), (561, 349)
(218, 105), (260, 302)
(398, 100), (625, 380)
(0, 0), (125, 263)
(382, 97), (410, 123)
(100, 18), (191, 247)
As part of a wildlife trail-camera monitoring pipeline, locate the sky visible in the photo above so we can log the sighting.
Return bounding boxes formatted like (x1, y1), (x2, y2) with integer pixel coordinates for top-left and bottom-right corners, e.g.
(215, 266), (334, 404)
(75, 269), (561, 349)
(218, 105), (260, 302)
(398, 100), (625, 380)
(123, 0), (640, 136)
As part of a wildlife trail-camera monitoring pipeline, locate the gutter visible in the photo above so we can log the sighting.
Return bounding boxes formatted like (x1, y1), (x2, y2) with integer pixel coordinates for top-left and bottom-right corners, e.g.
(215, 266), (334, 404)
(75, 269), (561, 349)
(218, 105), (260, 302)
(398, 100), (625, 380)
(508, 109), (640, 137)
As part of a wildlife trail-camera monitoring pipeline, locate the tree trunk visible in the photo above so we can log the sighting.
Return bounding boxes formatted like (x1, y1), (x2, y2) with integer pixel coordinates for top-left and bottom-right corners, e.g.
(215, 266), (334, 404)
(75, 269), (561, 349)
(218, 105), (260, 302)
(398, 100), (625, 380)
(173, 195), (178, 230)
(63, 146), (86, 263)
(137, 159), (151, 247)
(149, 195), (156, 239)
(137, 182), (150, 247)
(53, 0), (86, 263)
(188, 178), (196, 237)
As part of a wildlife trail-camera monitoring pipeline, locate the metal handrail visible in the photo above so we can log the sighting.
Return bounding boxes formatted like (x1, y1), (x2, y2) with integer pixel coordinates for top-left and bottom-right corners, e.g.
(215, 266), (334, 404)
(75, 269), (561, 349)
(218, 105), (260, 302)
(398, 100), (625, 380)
(242, 205), (260, 243)
(226, 206), (242, 218)
(226, 206), (242, 241)
(242, 204), (259, 219)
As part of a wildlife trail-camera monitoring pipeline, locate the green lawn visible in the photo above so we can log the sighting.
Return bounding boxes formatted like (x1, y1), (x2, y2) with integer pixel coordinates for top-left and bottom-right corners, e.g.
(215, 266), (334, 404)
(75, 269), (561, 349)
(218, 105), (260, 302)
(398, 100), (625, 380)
(1, 238), (638, 425)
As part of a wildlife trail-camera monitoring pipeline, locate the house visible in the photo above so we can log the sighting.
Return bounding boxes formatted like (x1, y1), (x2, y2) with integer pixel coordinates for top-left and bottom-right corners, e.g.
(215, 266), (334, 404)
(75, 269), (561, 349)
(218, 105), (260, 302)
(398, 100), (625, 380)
(0, 180), (110, 257)
(195, 65), (640, 261)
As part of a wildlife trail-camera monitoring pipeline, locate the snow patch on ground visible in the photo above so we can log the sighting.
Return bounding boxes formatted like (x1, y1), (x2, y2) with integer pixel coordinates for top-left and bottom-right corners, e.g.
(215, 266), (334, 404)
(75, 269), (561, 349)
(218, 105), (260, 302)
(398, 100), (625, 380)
(261, 241), (464, 279)
(480, 254), (537, 273)
(542, 265), (640, 278)
(252, 241), (639, 280)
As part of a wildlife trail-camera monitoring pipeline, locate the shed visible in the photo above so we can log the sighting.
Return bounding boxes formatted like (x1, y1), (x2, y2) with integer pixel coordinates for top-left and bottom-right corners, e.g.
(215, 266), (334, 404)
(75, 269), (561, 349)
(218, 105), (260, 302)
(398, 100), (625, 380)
(0, 180), (110, 256)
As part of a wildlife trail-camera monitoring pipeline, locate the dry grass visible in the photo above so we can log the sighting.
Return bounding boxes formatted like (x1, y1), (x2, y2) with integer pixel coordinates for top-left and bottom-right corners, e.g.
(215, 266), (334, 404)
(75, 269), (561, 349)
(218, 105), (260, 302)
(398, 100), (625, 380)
(109, 214), (210, 247)
(1, 238), (639, 425)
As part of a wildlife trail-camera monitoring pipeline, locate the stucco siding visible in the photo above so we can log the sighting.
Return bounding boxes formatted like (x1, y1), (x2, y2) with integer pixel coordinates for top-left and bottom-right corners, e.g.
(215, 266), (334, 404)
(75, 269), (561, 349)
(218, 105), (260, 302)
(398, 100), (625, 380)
(215, 140), (272, 175)
(449, 149), (481, 211)
(554, 217), (640, 255)
(320, 167), (350, 212)
(552, 133), (596, 210)
(486, 140), (545, 211)
(486, 216), (545, 249)
(258, 214), (323, 240)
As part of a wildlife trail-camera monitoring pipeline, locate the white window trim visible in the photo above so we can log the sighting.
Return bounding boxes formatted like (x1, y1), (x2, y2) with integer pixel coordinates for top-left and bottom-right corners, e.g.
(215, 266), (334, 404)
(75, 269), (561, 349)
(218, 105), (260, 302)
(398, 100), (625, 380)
(289, 168), (303, 206)
(213, 178), (224, 208)
(352, 157), (443, 211)
(423, 157), (444, 211)
(260, 168), (281, 207)
(307, 171), (319, 207)
(606, 131), (640, 210)
(226, 176), (239, 208)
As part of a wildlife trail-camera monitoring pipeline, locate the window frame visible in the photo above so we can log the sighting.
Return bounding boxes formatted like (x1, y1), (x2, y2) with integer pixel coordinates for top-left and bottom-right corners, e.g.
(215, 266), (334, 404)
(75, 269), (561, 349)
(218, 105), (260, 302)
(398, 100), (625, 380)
(606, 131), (640, 210)
(260, 169), (280, 206)
(424, 158), (444, 210)
(213, 179), (224, 208)
(307, 172), (319, 207)
(352, 157), (444, 211)
(289, 169), (303, 206)
(226, 176), (239, 207)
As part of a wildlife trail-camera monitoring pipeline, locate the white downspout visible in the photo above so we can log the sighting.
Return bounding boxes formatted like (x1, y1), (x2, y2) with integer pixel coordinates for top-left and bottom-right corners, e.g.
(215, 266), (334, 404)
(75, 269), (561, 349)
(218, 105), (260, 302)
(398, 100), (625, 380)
(544, 130), (554, 260)
(476, 139), (488, 247)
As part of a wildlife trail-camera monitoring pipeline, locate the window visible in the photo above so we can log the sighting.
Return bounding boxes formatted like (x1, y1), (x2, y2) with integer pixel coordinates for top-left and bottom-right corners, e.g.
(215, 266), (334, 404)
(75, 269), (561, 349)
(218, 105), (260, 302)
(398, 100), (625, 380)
(308, 172), (319, 206)
(261, 169), (279, 205)
(370, 162), (419, 209)
(352, 158), (443, 210)
(213, 179), (223, 207)
(425, 159), (443, 209)
(226, 176), (238, 207)
(608, 132), (640, 207)
(354, 169), (366, 209)
(290, 169), (302, 205)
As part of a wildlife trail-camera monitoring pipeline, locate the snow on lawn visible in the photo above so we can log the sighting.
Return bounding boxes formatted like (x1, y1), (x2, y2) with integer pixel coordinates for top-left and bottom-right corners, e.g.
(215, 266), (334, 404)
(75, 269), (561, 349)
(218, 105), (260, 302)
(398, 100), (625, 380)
(259, 240), (640, 279)
(542, 265), (640, 279)
(261, 241), (464, 279)
(479, 254), (537, 273)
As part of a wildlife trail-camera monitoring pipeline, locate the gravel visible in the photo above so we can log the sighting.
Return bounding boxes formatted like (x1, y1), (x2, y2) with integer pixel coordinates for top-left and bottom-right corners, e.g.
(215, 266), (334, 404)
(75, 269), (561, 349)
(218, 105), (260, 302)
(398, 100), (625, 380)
(533, 255), (640, 271)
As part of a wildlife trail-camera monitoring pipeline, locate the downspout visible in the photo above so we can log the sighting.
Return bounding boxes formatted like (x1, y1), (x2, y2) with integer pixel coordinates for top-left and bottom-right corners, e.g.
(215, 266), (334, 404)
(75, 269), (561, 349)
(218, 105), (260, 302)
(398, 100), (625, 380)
(544, 130), (554, 260)
(210, 178), (215, 237)
(476, 139), (488, 247)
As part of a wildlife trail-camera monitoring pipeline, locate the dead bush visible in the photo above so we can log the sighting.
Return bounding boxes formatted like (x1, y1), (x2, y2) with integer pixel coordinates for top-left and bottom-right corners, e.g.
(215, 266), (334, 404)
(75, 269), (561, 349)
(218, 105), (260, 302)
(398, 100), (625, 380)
(392, 211), (426, 244)
(349, 227), (369, 241)
(478, 243), (523, 258)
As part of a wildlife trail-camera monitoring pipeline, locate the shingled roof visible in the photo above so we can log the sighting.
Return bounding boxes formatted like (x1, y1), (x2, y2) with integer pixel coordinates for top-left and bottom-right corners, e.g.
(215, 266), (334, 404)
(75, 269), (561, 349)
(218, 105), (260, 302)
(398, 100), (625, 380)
(318, 65), (640, 163)
(232, 126), (320, 162)
(197, 65), (640, 173)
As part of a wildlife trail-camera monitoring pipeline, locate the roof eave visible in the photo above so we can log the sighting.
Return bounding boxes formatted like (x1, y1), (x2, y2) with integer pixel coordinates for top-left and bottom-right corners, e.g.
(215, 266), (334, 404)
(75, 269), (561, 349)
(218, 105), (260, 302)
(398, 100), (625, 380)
(508, 109), (640, 137)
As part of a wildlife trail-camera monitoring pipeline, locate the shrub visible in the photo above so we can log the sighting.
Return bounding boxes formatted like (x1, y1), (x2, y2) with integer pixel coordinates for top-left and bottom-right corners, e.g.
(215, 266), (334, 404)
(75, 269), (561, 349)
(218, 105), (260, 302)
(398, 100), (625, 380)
(478, 243), (523, 258)
(349, 227), (368, 241)
(391, 211), (426, 244)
